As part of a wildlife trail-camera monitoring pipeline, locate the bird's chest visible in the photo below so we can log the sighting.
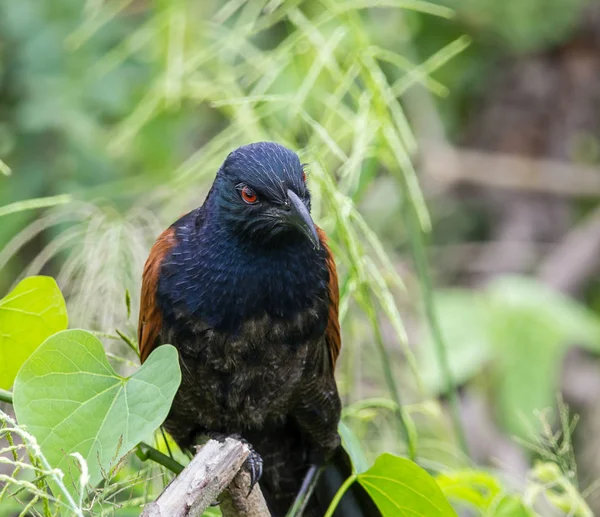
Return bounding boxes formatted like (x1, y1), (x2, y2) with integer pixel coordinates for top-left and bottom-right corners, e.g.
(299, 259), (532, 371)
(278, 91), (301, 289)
(161, 307), (325, 433)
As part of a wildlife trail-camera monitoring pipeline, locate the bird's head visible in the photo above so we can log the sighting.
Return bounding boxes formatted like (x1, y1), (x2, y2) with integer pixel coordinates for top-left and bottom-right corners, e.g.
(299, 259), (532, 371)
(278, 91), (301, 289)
(210, 142), (319, 249)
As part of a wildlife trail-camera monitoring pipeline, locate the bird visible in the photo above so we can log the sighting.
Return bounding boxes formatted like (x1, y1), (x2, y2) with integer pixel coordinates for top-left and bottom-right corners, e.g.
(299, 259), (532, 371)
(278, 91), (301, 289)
(138, 142), (381, 517)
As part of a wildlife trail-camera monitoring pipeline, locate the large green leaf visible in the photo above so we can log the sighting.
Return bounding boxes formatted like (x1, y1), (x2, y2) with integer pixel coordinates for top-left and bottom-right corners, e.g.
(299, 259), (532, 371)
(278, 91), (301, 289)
(357, 454), (457, 516)
(0, 276), (68, 389)
(13, 329), (181, 496)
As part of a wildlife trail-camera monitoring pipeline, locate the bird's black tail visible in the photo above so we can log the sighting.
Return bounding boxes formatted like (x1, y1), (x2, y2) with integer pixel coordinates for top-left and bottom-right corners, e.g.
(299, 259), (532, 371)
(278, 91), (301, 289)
(313, 446), (382, 517)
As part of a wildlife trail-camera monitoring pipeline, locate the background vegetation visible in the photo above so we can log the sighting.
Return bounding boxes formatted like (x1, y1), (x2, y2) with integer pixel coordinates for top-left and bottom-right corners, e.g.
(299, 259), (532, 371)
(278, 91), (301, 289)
(2, 0), (600, 515)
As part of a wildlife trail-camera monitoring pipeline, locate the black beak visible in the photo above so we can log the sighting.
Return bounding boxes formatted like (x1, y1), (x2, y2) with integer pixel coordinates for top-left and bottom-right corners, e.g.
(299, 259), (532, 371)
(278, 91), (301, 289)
(284, 189), (320, 249)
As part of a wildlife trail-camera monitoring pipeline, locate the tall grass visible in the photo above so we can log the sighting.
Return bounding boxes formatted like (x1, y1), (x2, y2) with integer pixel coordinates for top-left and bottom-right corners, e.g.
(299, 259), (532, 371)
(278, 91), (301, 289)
(1, 0), (470, 510)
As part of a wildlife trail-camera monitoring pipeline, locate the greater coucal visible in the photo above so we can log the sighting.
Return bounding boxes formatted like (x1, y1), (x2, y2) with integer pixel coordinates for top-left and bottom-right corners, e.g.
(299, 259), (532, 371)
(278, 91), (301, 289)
(138, 142), (381, 516)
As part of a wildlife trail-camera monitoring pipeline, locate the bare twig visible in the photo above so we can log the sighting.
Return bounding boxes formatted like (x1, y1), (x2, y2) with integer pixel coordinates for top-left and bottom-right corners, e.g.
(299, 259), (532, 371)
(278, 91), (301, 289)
(538, 204), (600, 296)
(141, 438), (270, 517)
(423, 145), (600, 197)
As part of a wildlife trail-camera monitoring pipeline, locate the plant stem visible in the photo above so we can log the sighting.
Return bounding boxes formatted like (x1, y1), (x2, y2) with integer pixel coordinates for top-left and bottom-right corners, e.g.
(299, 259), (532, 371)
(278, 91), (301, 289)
(115, 328), (140, 359)
(361, 289), (417, 460)
(403, 197), (469, 457)
(0, 388), (13, 404)
(137, 442), (185, 475)
(323, 474), (357, 517)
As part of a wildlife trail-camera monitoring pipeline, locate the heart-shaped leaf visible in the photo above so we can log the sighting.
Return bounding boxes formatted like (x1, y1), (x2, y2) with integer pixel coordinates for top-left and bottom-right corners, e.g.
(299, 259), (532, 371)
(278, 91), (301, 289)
(0, 276), (68, 389)
(358, 454), (457, 517)
(13, 329), (181, 496)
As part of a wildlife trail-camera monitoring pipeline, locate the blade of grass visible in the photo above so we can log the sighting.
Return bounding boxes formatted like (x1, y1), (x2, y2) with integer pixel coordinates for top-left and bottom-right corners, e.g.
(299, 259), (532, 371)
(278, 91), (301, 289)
(0, 195), (72, 218)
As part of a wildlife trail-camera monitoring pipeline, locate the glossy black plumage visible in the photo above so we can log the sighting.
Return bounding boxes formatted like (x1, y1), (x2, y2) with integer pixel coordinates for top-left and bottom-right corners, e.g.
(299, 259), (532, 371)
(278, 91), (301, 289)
(138, 142), (380, 516)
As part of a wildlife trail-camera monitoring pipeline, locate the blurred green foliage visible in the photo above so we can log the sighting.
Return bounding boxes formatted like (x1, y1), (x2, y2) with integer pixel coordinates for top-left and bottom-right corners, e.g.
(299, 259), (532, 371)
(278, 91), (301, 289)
(420, 277), (600, 438)
(447, 0), (588, 53)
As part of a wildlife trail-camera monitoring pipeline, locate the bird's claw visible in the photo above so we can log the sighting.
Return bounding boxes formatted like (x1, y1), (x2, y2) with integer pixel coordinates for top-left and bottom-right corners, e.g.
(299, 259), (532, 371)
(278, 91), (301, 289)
(206, 433), (263, 495)
(244, 447), (263, 495)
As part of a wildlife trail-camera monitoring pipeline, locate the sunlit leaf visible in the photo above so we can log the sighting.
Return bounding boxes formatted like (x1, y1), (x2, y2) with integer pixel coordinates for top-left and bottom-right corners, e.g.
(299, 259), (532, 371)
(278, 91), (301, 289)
(0, 158), (10, 176)
(491, 495), (537, 517)
(357, 453), (458, 516)
(436, 469), (502, 510)
(0, 276), (68, 389)
(13, 330), (181, 497)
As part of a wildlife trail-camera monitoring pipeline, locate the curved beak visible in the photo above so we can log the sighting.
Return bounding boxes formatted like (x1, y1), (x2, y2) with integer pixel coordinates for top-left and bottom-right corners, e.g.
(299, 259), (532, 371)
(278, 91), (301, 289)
(285, 189), (320, 249)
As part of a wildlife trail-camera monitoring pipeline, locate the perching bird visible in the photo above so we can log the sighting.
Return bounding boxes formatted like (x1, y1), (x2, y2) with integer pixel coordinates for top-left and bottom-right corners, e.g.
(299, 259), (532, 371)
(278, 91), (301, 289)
(138, 142), (380, 517)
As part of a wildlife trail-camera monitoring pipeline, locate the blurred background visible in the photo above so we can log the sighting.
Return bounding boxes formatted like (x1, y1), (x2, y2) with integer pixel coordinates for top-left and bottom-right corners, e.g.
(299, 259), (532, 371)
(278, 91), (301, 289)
(2, 0), (600, 515)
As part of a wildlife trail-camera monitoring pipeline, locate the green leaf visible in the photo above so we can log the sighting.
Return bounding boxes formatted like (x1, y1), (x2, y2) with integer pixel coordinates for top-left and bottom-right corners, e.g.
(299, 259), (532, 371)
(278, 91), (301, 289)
(488, 276), (600, 349)
(0, 158), (10, 176)
(419, 290), (491, 395)
(486, 276), (600, 438)
(339, 420), (369, 474)
(436, 469), (502, 510)
(13, 330), (181, 496)
(0, 276), (68, 389)
(491, 495), (537, 517)
(489, 304), (564, 439)
(420, 278), (600, 439)
(357, 453), (458, 517)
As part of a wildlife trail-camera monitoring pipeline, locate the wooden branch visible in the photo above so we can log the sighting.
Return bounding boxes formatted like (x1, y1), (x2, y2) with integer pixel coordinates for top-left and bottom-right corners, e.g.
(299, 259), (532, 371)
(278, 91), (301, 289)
(219, 469), (270, 517)
(538, 204), (600, 295)
(141, 438), (270, 517)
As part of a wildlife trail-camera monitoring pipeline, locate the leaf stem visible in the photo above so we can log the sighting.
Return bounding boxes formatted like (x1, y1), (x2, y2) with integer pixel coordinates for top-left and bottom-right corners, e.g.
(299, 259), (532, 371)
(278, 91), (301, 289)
(136, 442), (184, 475)
(115, 328), (140, 359)
(323, 473), (357, 517)
(0, 388), (13, 404)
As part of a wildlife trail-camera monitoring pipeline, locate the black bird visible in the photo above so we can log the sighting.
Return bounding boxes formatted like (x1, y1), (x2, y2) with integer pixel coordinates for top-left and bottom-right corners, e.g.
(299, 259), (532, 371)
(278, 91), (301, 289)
(138, 142), (381, 516)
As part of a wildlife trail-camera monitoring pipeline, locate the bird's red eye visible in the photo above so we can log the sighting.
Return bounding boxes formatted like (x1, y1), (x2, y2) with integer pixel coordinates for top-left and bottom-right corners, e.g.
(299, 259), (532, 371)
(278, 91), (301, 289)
(302, 171), (307, 183)
(240, 185), (258, 204)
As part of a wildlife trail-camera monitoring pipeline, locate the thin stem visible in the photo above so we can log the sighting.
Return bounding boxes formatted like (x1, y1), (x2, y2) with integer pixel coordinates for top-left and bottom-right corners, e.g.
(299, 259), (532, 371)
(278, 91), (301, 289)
(115, 328), (140, 359)
(136, 442), (184, 475)
(286, 465), (323, 517)
(0, 194), (72, 218)
(160, 427), (174, 461)
(360, 290), (417, 460)
(36, 449), (85, 516)
(0, 389), (13, 404)
(403, 195), (469, 457)
(323, 473), (357, 517)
